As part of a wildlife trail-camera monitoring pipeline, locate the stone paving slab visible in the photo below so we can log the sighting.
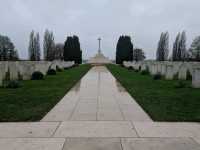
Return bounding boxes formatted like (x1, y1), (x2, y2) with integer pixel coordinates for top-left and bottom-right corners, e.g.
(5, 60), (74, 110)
(63, 138), (122, 150)
(194, 137), (200, 145)
(97, 111), (124, 121)
(133, 122), (200, 138)
(54, 121), (137, 137)
(0, 122), (59, 138)
(121, 138), (200, 150)
(79, 98), (98, 103)
(70, 113), (97, 121)
(75, 102), (97, 112)
(41, 92), (79, 121)
(0, 138), (65, 150)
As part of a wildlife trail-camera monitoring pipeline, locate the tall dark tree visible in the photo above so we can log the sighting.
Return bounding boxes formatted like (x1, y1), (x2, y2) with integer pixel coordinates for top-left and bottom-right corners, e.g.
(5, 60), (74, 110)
(133, 48), (145, 61)
(0, 34), (18, 61)
(156, 32), (169, 61)
(178, 31), (187, 61)
(35, 32), (41, 61)
(172, 33), (181, 61)
(28, 31), (35, 60)
(63, 35), (82, 64)
(172, 31), (187, 61)
(116, 35), (133, 64)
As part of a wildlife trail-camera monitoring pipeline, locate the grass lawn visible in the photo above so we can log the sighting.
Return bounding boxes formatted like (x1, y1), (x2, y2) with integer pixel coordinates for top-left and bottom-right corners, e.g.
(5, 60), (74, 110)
(0, 64), (91, 122)
(107, 64), (200, 122)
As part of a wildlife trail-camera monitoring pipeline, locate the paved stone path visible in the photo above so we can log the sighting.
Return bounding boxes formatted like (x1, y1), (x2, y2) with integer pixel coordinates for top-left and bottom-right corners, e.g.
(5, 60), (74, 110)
(0, 66), (200, 150)
(42, 66), (151, 122)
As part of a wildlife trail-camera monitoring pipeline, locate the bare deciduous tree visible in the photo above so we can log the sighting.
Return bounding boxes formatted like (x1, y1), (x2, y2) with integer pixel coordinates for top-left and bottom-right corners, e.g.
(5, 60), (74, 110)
(55, 43), (64, 60)
(28, 31), (41, 61)
(43, 29), (55, 61)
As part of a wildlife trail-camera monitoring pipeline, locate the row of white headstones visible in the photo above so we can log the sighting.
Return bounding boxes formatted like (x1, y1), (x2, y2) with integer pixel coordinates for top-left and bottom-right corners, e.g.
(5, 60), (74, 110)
(123, 61), (200, 88)
(0, 61), (75, 86)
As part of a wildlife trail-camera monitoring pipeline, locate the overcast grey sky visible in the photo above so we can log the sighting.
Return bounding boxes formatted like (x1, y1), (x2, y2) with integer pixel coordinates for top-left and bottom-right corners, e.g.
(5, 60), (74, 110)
(0, 0), (200, 60)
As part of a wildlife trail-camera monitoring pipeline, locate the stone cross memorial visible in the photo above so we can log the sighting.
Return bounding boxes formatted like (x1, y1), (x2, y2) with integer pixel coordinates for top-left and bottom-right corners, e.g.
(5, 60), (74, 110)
(88, 37), (111, 65)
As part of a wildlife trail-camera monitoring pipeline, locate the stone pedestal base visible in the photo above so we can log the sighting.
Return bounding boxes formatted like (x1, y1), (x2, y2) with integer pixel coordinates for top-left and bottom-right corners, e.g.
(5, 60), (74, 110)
(88, 53), (111, 65)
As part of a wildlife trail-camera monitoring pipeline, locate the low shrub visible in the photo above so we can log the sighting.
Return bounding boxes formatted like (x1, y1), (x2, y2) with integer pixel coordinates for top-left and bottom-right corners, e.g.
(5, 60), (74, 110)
(5, 80), (21, 88)
(186, 70), (192, 80)
(146, 66), (149, 72)
(135, 69), (139, 72)
(18, 72), (23, 80)
(2, 69), (11, 87)
(4, 69), (10, 81)
(47, 69), (56, 75)
(175, 81), (187, 88)
(120, 64), (124, 67)
(31, 71), (44, 80)
(173, 73), (179, 80)
(64, 67), (69, 70)
(153, 73), (162, 80)
(73, 64), (79, 67)
(141, 70), (149, 75)
(128, 66), (134, 70)
(56, 66), (63, 72)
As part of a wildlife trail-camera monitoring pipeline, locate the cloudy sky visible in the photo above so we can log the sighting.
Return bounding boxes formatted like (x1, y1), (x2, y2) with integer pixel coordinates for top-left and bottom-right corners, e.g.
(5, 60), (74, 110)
(0, 0), (199, 60)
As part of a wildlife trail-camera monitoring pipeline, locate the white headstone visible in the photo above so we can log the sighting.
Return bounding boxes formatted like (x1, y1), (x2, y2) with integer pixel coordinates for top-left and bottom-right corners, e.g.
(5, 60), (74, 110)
(161, 63), (167, 76)
(150, 63), (158, 75)
(165, 64), (174, 80)
(178, 65), (187, 80)
(192, 67), (200, 88)
(157, 63), (162, 74)
(141, 64), (147, 71)
(0, 63), (6, 86)
(8, 62), (19, 80)
(18, 61), (35, 80)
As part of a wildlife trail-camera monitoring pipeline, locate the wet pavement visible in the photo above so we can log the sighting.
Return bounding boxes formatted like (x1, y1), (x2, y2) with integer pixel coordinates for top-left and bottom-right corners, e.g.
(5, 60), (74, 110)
(42, 66), (151, 122)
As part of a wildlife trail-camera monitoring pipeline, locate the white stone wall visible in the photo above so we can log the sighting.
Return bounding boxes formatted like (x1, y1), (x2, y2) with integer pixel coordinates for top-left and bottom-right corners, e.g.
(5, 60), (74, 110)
(0, 61), (74, 86)
(178, 64), (187, 80)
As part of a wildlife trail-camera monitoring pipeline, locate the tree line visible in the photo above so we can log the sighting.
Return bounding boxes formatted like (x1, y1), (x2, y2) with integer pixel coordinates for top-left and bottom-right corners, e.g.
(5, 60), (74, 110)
(0, 30), (82, 64)
(1, 30), (200, 63)
(116, 32), (200, 64)
(28, 29), (82, 64)
(156, 31), (200, 61)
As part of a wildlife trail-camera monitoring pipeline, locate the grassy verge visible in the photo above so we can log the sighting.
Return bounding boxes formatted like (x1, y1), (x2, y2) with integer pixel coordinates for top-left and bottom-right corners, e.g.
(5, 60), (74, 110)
(106, 64), (200, 122)
(0, 64), (91, 122)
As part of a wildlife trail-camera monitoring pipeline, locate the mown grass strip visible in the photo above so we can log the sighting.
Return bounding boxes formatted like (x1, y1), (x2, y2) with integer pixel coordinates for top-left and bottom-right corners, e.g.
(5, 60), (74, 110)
(107, 64), (200, 122)
(0, 64), (91, 122)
